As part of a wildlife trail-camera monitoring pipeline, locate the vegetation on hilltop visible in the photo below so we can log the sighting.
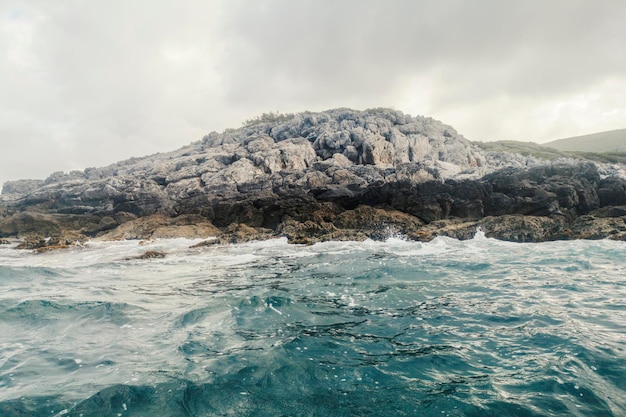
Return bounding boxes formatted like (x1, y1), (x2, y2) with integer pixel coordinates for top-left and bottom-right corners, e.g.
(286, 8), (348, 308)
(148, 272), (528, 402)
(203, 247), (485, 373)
(242, 111), (296, 127)
(544, 129), (626, 152)
(473, 140), (568, 160)
(474, 140), (626, 164)
(568, 151), (626, 164)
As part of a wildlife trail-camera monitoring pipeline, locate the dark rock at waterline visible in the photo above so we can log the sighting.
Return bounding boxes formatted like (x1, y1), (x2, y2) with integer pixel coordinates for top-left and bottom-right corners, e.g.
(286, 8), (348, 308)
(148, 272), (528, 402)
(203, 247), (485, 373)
(129, 250), (167, 260)
(2, 163), (625, 245)
(1, 108), (625, 245)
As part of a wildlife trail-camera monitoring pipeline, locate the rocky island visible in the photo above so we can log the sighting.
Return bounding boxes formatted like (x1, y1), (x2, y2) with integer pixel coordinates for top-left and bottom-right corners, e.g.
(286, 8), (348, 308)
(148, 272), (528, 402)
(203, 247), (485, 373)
(1, 108), (626, 249)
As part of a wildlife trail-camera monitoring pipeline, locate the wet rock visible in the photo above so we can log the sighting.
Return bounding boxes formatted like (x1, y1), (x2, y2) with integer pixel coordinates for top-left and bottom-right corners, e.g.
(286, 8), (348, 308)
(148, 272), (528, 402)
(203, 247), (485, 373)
(191, 223), (276, 247)
(33, 244), (75, 253)
(407, 219), (479, 241)
(15, 235), (49, 250)
(334, 205), (424, 239)
(480, 215), (567, 242)
(218, 223), (275, 244)
(15, 231), (87, 251)
(278, 218), (340, 244)
(568, 215), (626, 240)
(97, 214), (220, 240)
(0, 212), (62, 238)
(130, 250), (167, 260)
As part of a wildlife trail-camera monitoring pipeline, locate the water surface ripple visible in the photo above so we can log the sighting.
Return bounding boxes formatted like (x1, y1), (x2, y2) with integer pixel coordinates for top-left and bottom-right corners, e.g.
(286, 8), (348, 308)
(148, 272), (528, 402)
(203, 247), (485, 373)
(1, 235), (625, 416)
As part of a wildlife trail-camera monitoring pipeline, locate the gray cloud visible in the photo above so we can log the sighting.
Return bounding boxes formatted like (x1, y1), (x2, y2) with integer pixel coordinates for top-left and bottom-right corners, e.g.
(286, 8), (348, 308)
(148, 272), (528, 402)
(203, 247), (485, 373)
(1, 0), (625, 187)
(219, 1), (626, 101)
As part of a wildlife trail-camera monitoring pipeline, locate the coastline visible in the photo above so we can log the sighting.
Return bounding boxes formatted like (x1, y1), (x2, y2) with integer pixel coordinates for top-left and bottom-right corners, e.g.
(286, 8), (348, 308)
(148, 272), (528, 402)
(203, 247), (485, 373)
(1, 109), (625, 251)
(1, 205), (625, 254)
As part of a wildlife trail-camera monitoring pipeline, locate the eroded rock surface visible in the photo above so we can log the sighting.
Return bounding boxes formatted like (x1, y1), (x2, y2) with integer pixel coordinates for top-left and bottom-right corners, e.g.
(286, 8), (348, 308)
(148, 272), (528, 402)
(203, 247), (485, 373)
(1, 108), (625, 246)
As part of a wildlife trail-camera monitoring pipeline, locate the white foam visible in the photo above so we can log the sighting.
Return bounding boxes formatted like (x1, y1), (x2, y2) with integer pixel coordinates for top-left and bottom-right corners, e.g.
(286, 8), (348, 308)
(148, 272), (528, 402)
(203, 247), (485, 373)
(267, 303), (283, 315)
(1, 232), (623, 272)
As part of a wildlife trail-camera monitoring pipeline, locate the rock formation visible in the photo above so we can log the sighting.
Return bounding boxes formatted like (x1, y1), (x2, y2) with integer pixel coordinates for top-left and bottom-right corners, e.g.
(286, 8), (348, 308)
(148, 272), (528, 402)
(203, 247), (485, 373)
(1, 108), (625, 248)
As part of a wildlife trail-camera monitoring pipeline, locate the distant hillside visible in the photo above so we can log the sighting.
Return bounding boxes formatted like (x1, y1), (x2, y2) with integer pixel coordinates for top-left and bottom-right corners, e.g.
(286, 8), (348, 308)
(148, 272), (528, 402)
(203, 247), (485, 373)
(473, 140), (568, 160)
(474, 139), (626, 164)
(544, 129), (626, 152)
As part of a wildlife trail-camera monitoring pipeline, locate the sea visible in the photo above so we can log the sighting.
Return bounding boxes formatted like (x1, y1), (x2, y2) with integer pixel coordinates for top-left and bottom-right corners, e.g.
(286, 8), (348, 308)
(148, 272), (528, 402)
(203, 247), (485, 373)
(0, 232), (625, 417)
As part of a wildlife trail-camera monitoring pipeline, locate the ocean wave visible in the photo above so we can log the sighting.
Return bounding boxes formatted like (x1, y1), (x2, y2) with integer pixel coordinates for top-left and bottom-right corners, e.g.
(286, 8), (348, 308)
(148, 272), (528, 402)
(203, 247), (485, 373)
(0, 299), (139, 325)
(1, 237), (626, 415)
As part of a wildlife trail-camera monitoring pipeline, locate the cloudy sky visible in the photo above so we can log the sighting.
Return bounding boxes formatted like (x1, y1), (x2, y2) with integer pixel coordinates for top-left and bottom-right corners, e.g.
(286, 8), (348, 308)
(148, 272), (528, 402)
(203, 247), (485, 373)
(1, 0), (625, 186)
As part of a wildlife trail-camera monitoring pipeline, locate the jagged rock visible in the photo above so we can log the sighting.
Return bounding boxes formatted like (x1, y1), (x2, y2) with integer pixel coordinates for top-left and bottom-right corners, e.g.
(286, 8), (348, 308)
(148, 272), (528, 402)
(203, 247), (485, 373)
(406, 219), (479, 241)
(480, 215), (567, 242)
(278, 219), (341, 244)
(568, 215), (626, 240)
(97, 214), (220, 240)
(1, 108), (626, 244)
(276, 205), (425, 244)
(217, 223), (275, 244)
(598, 177), (626, 206)
(33, 243), (77, 253)
(15, 231), (87, 251)
(589, 205), (626, 218)
(334, 206), (424, 238)
(191, 223), (275, 247)
(481, 163), (602, 217)
(15, 235), (49, 250)
(0, 179), (45, 198)
(0, 109), (488, 217)
(0, 212), (62, 237)
(128, 250), (167, 260)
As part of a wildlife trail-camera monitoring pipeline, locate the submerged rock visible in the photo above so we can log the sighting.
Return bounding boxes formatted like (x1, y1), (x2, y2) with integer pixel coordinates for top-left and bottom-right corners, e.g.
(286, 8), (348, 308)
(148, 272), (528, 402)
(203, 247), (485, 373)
(14, 231), (88, 251)
(129, 250), (167, 260)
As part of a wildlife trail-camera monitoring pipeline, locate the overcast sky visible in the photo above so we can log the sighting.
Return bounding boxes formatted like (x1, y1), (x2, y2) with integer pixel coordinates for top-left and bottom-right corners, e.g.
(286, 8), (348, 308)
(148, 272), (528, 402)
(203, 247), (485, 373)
(1, 0), (625, 186)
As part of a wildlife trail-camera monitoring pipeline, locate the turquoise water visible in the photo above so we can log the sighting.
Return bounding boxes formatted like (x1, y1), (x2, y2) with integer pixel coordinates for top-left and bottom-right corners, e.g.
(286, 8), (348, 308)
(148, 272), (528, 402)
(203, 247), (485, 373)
(1, 234), (625, 416)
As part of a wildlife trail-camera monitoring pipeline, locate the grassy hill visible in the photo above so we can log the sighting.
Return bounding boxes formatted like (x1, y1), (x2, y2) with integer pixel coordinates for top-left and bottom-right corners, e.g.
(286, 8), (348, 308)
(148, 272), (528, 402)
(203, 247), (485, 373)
(473, 140), (568, 160)
(474, 140), (626, 164)
(543, 129), (626, 152)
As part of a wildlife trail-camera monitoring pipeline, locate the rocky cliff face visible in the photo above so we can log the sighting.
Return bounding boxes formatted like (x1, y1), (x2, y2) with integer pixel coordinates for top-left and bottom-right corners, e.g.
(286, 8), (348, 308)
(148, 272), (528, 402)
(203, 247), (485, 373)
(2, 108), (626, 246)
(1, 109), (488, 210)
